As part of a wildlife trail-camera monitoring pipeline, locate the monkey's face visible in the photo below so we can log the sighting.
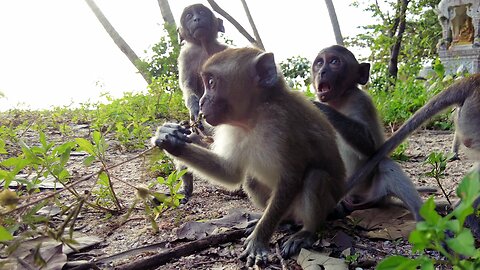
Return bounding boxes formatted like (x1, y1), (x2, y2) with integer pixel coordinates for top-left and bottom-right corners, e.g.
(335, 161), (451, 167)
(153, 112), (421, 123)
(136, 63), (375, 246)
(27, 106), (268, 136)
(311, 46), (370, 103)
(199, 72), (230, 126)
(312, 51), (351, 103)
(199, 48), (271, 128)
(180, 4), (223, 43)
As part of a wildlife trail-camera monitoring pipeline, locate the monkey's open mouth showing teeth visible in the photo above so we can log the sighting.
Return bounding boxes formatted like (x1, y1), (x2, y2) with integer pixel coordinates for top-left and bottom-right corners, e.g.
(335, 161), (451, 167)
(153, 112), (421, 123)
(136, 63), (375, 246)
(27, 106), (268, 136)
(318, 82), (331, 94)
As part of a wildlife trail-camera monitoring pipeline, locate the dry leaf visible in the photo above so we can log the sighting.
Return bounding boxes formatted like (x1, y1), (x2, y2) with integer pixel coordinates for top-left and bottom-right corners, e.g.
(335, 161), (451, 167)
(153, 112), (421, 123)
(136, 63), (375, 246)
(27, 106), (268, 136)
(349, 205), (416, 240)
(297, 248), (348, 270)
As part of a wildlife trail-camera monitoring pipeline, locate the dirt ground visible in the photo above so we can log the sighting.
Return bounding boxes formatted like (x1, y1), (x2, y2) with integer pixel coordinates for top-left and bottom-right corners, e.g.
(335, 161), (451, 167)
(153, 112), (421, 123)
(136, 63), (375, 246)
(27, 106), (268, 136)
(8, 128), (478, 269)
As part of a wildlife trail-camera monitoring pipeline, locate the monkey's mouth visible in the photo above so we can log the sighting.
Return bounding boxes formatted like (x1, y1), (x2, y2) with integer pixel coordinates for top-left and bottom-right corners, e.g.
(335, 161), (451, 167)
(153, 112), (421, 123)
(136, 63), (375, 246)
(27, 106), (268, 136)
(316, 82), (332, 100)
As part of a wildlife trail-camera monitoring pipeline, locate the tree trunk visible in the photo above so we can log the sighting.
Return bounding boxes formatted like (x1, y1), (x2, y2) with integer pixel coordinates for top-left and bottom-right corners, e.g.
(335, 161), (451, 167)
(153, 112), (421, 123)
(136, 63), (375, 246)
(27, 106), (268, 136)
(240, 0), (265, 50)
(206, 0), (263, 50)
(84, 0), (151, 84)
(388, 0), (409, 79)
(324, 0), (344, 46)
(157, 0), (176, 27)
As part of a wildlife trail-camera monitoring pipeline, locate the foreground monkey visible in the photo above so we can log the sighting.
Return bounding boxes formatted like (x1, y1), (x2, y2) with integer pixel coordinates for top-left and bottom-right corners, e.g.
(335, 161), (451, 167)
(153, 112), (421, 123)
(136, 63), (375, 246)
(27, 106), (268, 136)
(348, 74), (480, 235)
(311, 45), (423, 220)
(177, 4), (228, 200)
(152, 47), (346, 266)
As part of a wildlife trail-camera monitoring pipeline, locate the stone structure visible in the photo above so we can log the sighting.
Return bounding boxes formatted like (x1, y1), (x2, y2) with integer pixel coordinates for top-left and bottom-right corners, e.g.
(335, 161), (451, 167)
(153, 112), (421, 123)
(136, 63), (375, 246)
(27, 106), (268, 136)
(437, 0), (480, 74)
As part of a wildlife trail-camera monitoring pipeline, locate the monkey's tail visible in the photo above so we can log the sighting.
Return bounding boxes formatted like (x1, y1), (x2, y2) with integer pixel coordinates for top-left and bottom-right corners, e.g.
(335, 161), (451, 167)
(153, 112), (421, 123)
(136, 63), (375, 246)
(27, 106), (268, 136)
(346, 75), (480, 192)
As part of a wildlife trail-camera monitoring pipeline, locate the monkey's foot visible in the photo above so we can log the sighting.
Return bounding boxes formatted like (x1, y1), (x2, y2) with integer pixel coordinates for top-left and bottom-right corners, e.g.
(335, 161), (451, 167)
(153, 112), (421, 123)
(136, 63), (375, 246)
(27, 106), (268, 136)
(240, 234), (269, 267)
(281, 230), (316, 258)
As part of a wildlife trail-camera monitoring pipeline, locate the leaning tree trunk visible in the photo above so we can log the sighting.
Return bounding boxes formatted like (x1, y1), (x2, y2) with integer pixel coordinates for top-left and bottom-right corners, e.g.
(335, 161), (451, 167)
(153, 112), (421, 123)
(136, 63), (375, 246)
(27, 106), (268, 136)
(324, 0), (344, 46)
(85, 0), (151, 84)
(157, 0), (176, 27)
(240, 0), (265, 50)
(388, 0), (409, 79)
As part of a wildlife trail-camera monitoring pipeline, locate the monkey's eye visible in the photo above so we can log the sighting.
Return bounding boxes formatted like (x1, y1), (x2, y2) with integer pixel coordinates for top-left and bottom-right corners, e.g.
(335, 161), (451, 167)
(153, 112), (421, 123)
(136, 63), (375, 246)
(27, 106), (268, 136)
(207, 77), (215, 88)
(330, 58), (340, 65)
(185, 13), (193, 19)
(199, 10), (206, 15)
(315, 60), (324, 68)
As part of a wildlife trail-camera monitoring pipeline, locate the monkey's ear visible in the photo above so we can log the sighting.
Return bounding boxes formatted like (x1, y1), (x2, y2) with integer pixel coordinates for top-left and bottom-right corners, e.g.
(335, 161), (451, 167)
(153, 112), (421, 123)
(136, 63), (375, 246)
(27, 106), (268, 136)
(177, 27), (185, 44)
(358, 63), (370, 85)
(217, 18), (225, 33)
(255, 52), (278, 88)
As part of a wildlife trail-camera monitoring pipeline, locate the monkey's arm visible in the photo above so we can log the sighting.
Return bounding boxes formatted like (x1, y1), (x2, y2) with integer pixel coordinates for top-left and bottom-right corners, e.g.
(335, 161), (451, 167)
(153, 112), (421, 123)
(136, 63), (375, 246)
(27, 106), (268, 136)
(313, 101), (376, 156)
(181, 77), (201, 122)
(152, 123), (244, 186)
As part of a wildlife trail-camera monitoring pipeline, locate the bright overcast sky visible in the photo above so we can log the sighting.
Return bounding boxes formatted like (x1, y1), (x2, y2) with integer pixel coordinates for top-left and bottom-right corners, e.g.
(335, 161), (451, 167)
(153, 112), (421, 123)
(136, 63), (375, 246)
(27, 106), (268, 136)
(0, 0), (374, 111)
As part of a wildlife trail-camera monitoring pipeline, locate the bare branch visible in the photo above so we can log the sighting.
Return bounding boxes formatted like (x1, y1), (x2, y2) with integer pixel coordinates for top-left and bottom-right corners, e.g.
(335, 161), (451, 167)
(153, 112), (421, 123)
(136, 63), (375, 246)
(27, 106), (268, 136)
(205, 0), (262, 49)
(85, 0), (151, 84)
(240, 0), (265, 50)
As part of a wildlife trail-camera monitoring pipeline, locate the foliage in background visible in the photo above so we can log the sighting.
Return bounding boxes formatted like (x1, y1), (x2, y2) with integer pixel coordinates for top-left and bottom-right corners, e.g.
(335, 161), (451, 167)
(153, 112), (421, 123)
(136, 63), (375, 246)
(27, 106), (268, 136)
(348, 0), (441, 92)
(345, 0), (455, 128)
(138, 23), (180, 80)
(280, 56), (311, 90)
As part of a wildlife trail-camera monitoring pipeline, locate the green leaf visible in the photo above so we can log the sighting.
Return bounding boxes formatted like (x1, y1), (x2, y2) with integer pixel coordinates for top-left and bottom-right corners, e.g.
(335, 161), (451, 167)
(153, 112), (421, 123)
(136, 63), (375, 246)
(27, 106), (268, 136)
(83, 155), (96, 166)
(0, 139), (7, 154)
(92, 131), (101, 145)
(0, 226), (13, 241)
(97, 171), (109, 186)
(75, 138), (96, 156)
(376, 255), (421, 270)
(445, 229), (477, 257)
(420, 197), (441, 223)
(156, 177), (165, 185)
(409, 230), (429, 251)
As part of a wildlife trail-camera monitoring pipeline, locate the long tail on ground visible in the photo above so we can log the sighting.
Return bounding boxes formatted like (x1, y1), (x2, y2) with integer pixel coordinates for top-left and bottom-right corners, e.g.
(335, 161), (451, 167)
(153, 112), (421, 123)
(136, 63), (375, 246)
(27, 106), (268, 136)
(346, 74), (480, 191)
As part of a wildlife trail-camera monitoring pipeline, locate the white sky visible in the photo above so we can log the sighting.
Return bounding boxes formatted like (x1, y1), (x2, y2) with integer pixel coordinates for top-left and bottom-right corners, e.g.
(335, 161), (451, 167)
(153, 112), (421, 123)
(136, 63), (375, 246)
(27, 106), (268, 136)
(0, 0), (374, 111)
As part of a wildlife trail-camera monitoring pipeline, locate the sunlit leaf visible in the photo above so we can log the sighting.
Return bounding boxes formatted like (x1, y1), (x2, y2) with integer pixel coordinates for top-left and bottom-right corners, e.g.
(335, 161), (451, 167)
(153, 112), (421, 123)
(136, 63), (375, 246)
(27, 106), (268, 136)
(0, 226), (13, 241)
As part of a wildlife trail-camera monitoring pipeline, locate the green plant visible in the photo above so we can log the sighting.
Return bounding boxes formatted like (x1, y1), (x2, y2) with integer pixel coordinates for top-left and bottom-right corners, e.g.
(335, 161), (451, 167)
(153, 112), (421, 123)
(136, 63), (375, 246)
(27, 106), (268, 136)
(125, 169), (186, 233)
(76, 131), (121, 210)
(425, 151), (451, 206)
(280, 56), (311, 90)
(391, 142), (410, 161)
(377, 171), (480, 269)
(345, 252), (360, 264)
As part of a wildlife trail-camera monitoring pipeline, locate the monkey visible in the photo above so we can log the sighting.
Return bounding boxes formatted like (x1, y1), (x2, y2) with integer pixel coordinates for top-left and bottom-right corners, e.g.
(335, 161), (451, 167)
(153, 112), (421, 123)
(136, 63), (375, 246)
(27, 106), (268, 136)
(178, 3), (227, 123)
(151, 47), (346, 266)
(346, 74), (480, 236)
(176, 4), (228, 200)
(310, 45), (424, 221)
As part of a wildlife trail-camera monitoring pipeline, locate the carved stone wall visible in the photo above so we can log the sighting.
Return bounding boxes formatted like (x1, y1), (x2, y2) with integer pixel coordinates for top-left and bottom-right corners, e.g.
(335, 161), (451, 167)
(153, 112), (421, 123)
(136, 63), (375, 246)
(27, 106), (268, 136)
(437, 0), (480, 74)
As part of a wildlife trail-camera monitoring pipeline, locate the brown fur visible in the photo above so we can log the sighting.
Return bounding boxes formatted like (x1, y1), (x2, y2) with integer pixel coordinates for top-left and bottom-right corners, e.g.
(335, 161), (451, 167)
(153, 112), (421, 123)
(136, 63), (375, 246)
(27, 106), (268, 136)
(153, 47), (345, 266)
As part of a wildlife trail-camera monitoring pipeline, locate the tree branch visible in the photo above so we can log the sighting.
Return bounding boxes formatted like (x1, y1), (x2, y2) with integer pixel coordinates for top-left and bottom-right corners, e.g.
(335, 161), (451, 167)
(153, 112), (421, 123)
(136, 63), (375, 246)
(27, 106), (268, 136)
(205, 0), (261, 49)
(117, 229), (245, 270)
(240, 0), (265, 50)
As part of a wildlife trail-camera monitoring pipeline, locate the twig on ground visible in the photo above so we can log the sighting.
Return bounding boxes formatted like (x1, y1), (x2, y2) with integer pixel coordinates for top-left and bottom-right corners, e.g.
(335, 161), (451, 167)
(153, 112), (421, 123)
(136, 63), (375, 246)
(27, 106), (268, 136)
(116, 228), (245, 270)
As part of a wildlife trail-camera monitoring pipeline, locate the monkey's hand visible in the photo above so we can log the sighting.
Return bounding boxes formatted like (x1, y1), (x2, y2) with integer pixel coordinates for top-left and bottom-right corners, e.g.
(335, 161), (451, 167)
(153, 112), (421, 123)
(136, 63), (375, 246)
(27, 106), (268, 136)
(151, 123), (192, 156)
(240, 233), (269, 267)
